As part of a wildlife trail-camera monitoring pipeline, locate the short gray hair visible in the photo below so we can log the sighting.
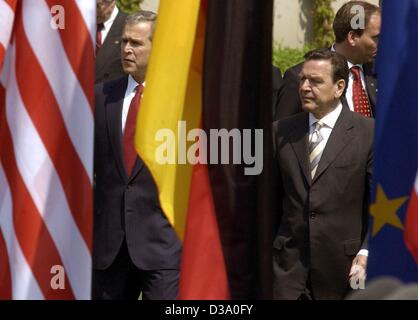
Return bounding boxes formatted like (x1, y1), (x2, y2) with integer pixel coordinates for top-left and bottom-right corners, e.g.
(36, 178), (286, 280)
(125, 11), (157, 40)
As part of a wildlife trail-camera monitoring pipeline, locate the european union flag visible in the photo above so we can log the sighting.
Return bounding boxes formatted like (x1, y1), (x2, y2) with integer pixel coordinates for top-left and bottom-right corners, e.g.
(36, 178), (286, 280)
(368, 0), (418, 281)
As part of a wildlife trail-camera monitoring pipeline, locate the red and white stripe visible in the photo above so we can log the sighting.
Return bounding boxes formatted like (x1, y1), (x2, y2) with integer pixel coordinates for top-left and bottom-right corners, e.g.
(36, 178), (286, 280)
(0, 0), (17, 73)
(0, 0), (95, 299)
(405, 170), (418, 264)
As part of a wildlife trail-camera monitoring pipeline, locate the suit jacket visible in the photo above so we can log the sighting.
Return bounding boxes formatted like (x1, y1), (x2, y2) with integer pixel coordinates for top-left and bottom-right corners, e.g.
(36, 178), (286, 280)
(95, 11), (128, 84)
(272, 104), (373, 300)
(274, 61), (377, 121)
(93, 76), (182, 270)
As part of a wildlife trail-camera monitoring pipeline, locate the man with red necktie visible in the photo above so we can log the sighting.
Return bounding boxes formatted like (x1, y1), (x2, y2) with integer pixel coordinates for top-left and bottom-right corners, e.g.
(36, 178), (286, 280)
(93, 11), (181, 300)
(274, 1), (380, 120)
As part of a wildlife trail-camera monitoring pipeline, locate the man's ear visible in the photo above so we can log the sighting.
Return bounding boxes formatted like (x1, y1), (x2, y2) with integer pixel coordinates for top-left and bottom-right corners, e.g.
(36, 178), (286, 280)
(335, 79), (346, 99)
(347, 31), (357, 47)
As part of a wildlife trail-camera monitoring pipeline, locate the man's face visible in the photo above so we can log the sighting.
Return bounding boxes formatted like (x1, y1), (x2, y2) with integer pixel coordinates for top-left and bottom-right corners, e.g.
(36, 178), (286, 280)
(299, 59), (345, 117)
(352, 13), (381, 64)
(121, 22), (152, 79)
(96, 0), (116, 24)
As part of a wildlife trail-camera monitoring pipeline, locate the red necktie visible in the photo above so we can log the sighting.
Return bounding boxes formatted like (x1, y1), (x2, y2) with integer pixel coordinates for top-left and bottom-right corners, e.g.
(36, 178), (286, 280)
(123, 84), (143, 175)
(96, 23), (104, 54)
(351, 66), (372, 117)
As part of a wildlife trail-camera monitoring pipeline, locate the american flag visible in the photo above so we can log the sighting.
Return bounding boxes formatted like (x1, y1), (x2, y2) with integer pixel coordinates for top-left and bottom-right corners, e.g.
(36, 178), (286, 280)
(0, 0), (94, 299)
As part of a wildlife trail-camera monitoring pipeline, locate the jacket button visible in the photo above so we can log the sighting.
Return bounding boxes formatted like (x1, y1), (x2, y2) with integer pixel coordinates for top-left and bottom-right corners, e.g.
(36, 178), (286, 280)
(310, 211), (316, 219)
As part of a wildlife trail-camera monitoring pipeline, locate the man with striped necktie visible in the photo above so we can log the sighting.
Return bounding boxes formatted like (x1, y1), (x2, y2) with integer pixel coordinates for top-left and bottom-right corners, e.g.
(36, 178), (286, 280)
(272, 49), (374, 300)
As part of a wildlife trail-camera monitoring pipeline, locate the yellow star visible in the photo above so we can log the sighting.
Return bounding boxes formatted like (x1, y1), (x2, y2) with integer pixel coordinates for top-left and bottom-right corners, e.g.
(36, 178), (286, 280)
(370, 185), (408, 237)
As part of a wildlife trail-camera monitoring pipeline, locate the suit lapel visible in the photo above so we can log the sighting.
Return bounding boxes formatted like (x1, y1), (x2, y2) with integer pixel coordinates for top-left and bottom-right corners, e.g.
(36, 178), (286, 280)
(128, 157), (145, 182)
(289, 114), (311, 185)
(312, 105), (354, 183)
(363, 63), (377, 115)
(105, 77), (129, 181)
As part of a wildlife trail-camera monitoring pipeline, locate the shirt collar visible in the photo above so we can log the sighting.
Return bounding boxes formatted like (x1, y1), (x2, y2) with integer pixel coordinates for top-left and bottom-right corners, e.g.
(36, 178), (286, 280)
(103, 6), (119, 31)
(309, 102), (343, 130)
(127, 74), (145, 93)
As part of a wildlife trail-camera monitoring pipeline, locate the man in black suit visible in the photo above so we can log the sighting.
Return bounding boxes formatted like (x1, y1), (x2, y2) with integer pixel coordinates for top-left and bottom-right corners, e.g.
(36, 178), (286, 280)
(95, 0), (128, 83)
(93, 11), (181, 300)
(272, 49), (373, 300)
(274, 1), (380, 120)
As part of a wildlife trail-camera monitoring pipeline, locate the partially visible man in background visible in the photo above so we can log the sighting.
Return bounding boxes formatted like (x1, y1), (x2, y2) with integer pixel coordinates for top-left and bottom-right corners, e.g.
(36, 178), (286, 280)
(96, 0), (128, 83)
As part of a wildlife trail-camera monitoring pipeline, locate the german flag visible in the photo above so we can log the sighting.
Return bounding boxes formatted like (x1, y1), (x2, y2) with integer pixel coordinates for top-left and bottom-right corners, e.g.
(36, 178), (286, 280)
(135, 0), (273, 299)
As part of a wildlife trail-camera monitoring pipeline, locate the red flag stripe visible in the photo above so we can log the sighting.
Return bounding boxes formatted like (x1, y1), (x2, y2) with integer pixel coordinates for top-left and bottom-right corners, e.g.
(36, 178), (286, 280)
(180, 162), (230, 299)
(0, 104), (75, 300)
(0, 229), (12, 299)
(0, 46), (5, 73)
(44, 0), (94, 109)
(15, 7), (92, 249)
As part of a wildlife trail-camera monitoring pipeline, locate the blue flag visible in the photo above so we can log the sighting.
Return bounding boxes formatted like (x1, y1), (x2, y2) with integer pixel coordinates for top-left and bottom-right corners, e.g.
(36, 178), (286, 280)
(367, 0), (418, 281)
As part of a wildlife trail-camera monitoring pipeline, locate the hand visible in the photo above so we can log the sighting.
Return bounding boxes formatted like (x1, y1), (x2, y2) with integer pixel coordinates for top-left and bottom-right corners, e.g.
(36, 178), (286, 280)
(349, 255), (367, 288)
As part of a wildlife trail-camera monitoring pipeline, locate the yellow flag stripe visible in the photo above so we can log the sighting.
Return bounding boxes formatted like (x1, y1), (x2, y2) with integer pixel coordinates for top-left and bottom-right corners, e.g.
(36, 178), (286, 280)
(135, 0), (203, 240)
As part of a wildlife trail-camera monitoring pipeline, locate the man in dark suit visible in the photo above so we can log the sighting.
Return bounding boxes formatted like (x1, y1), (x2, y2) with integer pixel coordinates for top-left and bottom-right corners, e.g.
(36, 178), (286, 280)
(272, 49), (373, 300)
(274, 1), (380, 120)
(96, 0), (128, 83)
(93, 11), (182, 300)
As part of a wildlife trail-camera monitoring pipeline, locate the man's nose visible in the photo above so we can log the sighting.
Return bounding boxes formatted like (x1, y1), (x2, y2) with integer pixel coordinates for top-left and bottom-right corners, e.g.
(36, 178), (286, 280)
(300, 79), (311, 91)
(123, 43), (133, 53)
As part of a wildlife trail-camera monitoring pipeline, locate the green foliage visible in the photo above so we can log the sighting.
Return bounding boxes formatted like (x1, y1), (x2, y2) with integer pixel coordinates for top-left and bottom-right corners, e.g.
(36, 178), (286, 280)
(273, 1), (335, 70)
(117, 0), (143, 14)
(310, 0), (335, 48)
(273, 45), (313, 73)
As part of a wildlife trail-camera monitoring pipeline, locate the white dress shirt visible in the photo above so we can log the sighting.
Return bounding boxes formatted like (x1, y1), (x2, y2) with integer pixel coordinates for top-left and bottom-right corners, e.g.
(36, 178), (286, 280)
(121, 75), (145, 133)
(309, 103), (368, 257)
